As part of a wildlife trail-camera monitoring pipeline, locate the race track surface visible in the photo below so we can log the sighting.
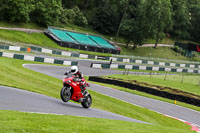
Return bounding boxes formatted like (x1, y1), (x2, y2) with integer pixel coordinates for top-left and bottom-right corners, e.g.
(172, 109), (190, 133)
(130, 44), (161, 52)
(0, 85), (148, 123)
(23, 64), (200, 126)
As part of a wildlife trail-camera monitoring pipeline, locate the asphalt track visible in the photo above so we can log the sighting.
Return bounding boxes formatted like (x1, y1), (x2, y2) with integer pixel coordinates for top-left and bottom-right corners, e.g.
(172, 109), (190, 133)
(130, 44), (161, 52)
(0, 57), (200, 126)
(23, 63), (200, 127)
(0, 85), (147, 123)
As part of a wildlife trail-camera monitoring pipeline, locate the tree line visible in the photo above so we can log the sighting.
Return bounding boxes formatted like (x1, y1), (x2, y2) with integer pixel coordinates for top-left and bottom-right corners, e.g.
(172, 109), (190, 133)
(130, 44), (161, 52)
(0, 0), (199, 47)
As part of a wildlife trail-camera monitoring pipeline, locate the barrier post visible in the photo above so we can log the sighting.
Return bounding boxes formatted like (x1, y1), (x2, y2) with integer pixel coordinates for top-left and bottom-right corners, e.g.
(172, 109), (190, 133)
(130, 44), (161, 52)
(150, 72), (152, 78)
(181, 74), (184, 83)
(164, 73), (167, 80)
(127, 69), (129, 75)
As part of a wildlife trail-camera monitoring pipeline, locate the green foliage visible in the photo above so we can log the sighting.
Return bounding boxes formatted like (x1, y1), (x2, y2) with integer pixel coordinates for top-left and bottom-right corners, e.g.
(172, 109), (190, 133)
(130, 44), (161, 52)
(0, 0), (33, 23)
(0, 0), (88, 27)
(0, 0), (199, 45)
(72, 6), (88, 26)
(170, 0), (191, 40)
(92, 1), (117, 34)
(60, 6), (88, 26)
(30, 0), (62, 27)
(143, 0), (173, 47)
(188, 0), (200, 42)
(174, 46), (180, 52)
(120, 0), (148, 47)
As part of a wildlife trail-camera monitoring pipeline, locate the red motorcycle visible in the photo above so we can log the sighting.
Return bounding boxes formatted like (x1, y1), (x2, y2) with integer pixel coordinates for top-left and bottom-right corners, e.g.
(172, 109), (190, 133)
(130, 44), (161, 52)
(60, 72), (92, 108)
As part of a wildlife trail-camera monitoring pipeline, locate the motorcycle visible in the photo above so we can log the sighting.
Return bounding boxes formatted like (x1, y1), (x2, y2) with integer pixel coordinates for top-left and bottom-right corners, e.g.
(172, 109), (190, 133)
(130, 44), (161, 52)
(60, 72), (92, 108)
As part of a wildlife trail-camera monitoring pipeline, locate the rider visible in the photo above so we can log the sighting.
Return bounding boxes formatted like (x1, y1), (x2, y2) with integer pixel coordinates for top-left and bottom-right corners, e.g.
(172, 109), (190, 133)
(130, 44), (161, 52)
(65, 66), (85, 92)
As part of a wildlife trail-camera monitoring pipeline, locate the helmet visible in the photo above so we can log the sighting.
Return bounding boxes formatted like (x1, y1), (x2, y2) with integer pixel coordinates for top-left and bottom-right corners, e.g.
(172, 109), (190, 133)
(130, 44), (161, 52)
(70, 66), (78, 74)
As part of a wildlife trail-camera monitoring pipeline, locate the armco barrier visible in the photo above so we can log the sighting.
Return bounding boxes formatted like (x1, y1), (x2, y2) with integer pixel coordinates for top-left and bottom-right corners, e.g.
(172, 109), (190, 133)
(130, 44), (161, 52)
(90, 63), (200, 74)
(0, 51), (78, 66)
(89, 76), (200, 107)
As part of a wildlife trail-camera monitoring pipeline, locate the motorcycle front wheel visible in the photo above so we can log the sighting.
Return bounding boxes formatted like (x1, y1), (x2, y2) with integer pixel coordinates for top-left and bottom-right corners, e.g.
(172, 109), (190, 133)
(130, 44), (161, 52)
(81, 94), (92, 108)
(60, 87), (71, 102)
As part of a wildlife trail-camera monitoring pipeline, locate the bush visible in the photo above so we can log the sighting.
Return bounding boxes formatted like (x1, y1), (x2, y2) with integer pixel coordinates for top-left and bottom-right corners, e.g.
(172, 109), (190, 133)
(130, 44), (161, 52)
(0, 0), (33, 23)
(92, 4), (117, 34)
(30, 0), (62, 27)
(73, 7), (88, 27)
(62, 6), (88, 27)
(174, 46), (180, 52)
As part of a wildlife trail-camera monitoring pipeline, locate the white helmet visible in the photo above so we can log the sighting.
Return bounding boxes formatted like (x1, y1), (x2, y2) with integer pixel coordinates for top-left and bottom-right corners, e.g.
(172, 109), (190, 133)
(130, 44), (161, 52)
(70, 66), (78, 74)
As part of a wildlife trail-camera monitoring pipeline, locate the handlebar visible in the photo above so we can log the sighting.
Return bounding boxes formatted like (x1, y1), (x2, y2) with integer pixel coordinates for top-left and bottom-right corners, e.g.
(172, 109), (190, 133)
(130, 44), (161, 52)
(73, 77), (82, 82)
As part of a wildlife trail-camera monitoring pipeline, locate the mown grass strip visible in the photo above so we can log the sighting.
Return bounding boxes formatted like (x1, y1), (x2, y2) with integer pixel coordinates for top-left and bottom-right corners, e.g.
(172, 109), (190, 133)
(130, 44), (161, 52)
(0, 110), (194, 133)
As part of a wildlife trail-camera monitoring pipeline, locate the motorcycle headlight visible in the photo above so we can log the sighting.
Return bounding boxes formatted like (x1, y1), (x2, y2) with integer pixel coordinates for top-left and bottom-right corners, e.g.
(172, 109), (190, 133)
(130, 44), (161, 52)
(67, 80), (71, 83)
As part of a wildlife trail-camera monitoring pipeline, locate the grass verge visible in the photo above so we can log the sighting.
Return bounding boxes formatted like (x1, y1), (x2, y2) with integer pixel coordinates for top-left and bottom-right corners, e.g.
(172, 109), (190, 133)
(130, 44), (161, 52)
(0, 21), (43, 29)
(0, 110), (194, 133)
(1, 27), (200, 62)
(88, 74), (200, 112)
(119, 45), (200, 62)
(103, 74), (200, 96)
(0, 29), (112, 56)
(0, 21), (199, 61)
(0, 57), (194, 132)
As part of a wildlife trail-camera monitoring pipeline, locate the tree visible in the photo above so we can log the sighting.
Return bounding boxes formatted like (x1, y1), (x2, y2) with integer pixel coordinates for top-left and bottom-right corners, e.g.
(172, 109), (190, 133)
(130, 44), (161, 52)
(91, 1), (117, 34)
(114, 0), (129, 44)
(30, 0), (62, 27)
(188, 0), (200, 42)
(0, 0), (33, 23)
(120, 0), (149, 48)
(170, 0), (191, 40)
(143, 0), (172, 48)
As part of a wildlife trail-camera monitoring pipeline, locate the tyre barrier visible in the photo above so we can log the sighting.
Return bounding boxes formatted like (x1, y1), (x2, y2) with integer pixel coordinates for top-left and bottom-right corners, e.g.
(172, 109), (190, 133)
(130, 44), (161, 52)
(0, 51), (78, 66)
(89, 76), (200, 107)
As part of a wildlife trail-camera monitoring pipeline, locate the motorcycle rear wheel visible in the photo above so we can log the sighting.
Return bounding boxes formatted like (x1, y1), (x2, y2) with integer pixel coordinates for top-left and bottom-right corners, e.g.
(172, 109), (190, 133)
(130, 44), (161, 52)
(81, 94), (92, 108)
(60, 87), (71, 102)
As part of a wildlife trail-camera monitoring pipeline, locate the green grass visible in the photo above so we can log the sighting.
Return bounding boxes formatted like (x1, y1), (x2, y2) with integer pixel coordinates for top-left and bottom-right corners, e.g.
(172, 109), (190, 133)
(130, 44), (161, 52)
(0, 21), (43, 30)
(0, 23), (200, 62)
(0, 111), (194, 133)
(89, 80), (200, 112)
(103, 74), (200, 97)
(0, 57), (194, 132)
(119, 45), (200, 62)
(0, 29), (112, 56)
(0, 58), (62, 98)
(1, 21), (199, 61)
(0, 29), (58, 48)
(146, 38), (175, 44)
